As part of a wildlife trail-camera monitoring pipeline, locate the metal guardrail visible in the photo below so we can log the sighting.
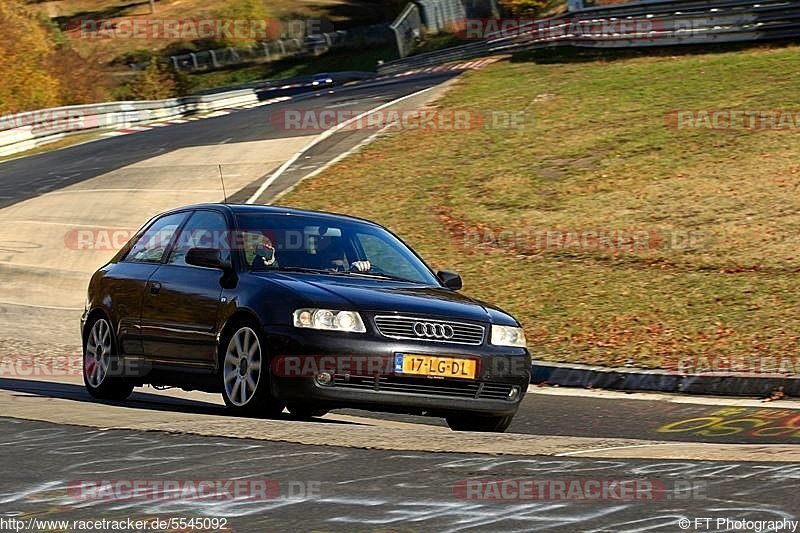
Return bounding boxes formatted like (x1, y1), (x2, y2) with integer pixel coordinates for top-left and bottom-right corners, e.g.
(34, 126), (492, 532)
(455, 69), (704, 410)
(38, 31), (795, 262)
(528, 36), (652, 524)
(0, 71), (377, 158)
(0, 90), (261, 157)
(378, 0), (800, 74)
(192, 71), (375, 95)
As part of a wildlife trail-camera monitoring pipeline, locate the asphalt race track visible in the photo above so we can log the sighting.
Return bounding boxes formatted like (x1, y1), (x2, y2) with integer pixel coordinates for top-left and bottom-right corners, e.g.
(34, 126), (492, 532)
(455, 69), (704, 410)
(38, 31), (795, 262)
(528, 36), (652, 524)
(1, 418), (798, 532)
(0, 72), (459, 209)
(1, 70), (799, 532)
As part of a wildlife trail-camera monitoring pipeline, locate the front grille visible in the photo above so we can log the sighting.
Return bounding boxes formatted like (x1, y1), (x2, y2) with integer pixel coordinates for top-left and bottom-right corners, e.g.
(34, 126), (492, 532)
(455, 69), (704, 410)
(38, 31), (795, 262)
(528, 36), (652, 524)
(373, 315), (485, 345)
(331, 374), (515, 400)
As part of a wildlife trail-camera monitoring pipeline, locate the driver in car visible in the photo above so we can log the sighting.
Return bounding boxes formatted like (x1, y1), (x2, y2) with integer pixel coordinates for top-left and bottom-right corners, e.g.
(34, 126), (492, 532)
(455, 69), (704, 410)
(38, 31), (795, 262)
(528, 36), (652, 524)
(245, 231), (277, 269)
(308, 235), (371, 272)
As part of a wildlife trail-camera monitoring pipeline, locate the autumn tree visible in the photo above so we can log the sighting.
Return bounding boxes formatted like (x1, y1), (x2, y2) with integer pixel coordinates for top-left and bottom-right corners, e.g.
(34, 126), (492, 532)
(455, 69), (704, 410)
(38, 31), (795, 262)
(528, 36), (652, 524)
(498, 0), (551, 17)
(0, 0), (61, 114)
(50, 48), (111, 106)
(130, 60), (177, 100)
(213, 0), (271, 48)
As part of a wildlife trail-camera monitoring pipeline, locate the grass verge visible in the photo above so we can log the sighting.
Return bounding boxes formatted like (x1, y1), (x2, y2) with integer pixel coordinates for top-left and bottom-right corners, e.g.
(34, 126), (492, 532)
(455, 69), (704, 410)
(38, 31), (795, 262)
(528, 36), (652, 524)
(279, 44), (800, 370)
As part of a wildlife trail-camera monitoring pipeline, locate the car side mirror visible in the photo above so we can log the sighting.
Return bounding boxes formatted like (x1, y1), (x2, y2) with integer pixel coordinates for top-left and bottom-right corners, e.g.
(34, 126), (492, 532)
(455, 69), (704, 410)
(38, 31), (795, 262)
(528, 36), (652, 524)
(186, 247), (226, 269)
(437, 270), (462, 291)
(186, 248), (237, 288)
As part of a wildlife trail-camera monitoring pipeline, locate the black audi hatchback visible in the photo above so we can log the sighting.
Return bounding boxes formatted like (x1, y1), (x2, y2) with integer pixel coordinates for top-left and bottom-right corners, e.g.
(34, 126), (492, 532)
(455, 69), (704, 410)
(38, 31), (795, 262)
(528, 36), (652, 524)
(82, 204), (530, 432)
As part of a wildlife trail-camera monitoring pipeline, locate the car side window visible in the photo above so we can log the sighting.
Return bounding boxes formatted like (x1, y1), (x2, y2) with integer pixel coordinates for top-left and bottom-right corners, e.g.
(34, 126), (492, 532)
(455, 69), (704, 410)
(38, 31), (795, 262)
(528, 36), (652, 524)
(167, 210), (232, 267)
(123, 213), (187, 264)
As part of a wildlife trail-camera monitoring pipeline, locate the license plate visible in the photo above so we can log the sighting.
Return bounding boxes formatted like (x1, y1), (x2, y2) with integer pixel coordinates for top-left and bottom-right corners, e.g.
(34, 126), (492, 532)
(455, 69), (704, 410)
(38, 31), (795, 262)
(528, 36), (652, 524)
(394, 353), (477, 380)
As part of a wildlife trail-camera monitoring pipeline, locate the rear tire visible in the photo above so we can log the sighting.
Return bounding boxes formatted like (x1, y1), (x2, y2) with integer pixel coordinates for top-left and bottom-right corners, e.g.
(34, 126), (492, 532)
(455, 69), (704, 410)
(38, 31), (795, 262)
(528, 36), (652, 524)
(446, 414), (514, 433)
(219, 320), (284, 418)
(83, 316), (134, 401)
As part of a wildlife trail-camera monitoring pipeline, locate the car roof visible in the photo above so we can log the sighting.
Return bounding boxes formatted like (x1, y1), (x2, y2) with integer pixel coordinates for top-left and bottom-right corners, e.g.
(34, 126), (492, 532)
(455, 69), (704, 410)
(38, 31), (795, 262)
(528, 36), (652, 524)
(163, 203), (381, 227)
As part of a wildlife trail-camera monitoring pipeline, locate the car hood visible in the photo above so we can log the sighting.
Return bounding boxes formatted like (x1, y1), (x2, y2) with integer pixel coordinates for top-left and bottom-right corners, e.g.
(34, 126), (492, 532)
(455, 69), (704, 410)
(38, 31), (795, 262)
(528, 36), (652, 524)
(254, 272), (519, 325)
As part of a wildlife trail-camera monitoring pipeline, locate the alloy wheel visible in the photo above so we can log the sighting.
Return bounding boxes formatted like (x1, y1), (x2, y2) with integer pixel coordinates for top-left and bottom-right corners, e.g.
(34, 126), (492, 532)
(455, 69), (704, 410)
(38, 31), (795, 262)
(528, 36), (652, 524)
(84, 318), (112, 388)
(223, 327), (262, 407)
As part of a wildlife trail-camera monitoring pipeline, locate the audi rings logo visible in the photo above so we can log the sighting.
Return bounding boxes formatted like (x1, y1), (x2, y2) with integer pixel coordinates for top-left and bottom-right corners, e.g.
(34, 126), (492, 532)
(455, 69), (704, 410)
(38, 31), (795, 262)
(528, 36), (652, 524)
(413, 321), (455, 340)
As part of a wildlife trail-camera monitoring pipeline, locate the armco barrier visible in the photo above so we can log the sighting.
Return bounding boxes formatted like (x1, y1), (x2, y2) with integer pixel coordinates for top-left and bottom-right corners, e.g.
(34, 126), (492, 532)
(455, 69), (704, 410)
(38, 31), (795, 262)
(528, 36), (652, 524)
(0, 69), (374, 158)
(0, 89), (259, 158)
(532, 361), (800, 396)
(379, 0), (800, 74)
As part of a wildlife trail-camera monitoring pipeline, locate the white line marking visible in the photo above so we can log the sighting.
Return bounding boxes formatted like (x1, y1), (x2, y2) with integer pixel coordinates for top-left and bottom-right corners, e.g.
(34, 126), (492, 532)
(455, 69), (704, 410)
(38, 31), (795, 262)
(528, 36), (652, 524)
(45, 188), (222, 195)
(245, 85), (440, 204)
(2, 219), (131, 229)
(556, 443), (690, 456)
(0, 300), (83, 311)
(271, 121), (399, 204)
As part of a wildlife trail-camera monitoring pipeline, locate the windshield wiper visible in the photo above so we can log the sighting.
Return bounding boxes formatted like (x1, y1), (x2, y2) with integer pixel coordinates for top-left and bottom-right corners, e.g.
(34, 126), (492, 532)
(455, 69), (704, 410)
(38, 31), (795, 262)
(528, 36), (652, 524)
(262, 266), (418, 283)
(268, 266), (349, 276)
(343, 270), (417, 283)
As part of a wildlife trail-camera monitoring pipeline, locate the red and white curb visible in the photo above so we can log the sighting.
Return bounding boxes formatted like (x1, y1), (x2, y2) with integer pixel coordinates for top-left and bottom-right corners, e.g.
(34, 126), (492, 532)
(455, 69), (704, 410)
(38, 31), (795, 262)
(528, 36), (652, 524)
(99, 96), (292, 138)
(387, 57), (500, 78)
(96, 60), (496, 140)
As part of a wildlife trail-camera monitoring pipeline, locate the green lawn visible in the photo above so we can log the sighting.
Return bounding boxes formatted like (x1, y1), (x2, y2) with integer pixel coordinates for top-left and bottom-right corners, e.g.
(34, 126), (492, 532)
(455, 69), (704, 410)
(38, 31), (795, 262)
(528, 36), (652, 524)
(279, 44), (800, 370)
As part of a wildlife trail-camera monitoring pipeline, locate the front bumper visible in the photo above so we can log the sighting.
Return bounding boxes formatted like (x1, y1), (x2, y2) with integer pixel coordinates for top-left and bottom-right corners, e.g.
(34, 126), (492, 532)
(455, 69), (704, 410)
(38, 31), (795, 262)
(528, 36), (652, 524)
(265, 326), (531, 416)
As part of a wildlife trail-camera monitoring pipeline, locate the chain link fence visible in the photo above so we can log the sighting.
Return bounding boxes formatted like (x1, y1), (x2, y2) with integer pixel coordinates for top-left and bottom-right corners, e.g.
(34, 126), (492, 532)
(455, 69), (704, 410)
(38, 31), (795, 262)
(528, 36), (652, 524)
(169, 24), (393, 72)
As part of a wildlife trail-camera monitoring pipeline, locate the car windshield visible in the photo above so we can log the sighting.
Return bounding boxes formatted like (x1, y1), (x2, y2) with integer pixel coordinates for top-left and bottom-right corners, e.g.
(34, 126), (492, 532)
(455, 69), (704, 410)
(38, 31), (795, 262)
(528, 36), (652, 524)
(236, 213), (440, 285)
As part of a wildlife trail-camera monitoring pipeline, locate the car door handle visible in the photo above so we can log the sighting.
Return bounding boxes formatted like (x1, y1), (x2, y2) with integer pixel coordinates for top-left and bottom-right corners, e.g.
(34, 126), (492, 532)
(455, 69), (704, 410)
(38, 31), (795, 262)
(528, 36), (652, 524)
(150, 282), (162, 295)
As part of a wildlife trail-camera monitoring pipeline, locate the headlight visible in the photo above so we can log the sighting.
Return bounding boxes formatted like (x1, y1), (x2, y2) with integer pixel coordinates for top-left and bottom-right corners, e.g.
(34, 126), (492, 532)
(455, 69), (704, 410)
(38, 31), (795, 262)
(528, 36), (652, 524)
(293, 309), (366, 333)
(490, 325), (527, 347)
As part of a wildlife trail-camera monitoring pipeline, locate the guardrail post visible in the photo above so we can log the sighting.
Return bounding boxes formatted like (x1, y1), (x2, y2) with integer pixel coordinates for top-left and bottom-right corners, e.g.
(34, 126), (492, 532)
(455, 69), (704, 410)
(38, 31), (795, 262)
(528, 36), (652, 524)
(209, 50), (219, 68)
(170, 56), (179, 71)
(190, 53), (199, 69)
(262, 41), (271, 60)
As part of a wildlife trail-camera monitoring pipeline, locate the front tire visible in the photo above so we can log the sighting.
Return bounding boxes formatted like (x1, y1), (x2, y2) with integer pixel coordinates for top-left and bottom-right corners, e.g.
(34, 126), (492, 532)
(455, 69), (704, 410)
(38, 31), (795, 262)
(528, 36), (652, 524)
(83, 316), (134, 401)
(446, 414), (514, 433)
(220, 321), (284, 418)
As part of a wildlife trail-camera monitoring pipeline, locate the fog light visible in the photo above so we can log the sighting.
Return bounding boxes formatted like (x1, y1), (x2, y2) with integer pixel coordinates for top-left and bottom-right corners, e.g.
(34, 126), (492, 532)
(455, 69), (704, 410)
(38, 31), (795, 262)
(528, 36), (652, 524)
(508, 386), (520, 400)
(315, 372), (333, 386)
